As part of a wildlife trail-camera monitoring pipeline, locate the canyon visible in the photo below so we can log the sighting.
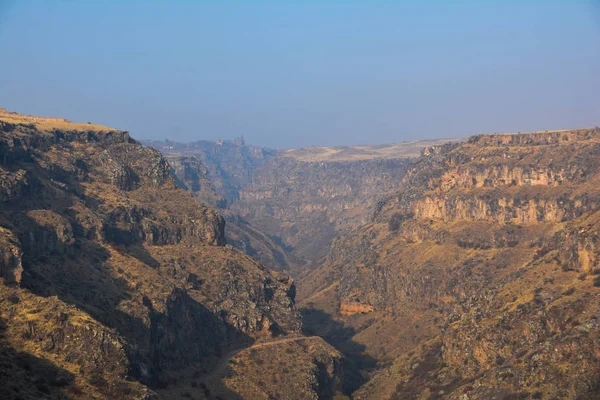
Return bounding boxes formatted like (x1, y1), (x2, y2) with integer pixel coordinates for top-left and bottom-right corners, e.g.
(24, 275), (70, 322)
(153, 128), (600, 399)
(148, 137), (456, 273)
(1, 109), (599, 400)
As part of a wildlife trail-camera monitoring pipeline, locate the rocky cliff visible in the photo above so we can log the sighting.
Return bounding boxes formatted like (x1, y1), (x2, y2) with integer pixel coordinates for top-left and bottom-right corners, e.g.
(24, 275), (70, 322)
(167, 155), (227, 209)
(0, 114), (341, 399)
(300, 128), (600, 399)
(165, 154), (302, 272)
(144, 138), (277, 206)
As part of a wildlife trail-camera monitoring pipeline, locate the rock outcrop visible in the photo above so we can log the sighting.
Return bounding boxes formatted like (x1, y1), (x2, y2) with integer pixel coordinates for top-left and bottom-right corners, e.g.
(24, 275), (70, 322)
(157, 336), (344, 400)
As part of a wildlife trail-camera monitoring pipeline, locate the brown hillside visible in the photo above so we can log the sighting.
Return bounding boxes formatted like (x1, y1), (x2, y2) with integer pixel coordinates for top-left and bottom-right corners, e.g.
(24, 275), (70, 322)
(0, 113), (342, 399)
(300, 128), (600, 399)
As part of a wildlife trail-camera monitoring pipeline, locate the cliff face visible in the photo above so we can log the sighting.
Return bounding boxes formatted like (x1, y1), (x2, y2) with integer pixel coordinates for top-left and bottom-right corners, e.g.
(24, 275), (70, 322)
(232, 156), (414, 263)
(300, 128), (600, 399)
(0, 117), (323, 399)
(166, 155), (227, 209)
(165, 154), (301, 272)
(144, 138), (277, 206)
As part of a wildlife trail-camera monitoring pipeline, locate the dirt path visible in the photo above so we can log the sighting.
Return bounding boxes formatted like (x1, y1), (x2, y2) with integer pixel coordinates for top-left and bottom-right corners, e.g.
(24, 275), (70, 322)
(204, 336), (320, 382)
(247, 335), (319, 350)
(157, 336), (326, 399)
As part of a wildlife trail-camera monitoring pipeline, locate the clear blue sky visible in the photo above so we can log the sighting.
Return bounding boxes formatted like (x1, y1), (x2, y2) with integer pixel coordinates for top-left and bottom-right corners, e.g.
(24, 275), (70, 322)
(1, 1), (599, 148)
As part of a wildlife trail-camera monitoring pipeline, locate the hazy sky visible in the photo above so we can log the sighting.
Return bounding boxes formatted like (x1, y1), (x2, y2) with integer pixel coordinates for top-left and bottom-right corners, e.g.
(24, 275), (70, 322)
(1, 1), (599, 148)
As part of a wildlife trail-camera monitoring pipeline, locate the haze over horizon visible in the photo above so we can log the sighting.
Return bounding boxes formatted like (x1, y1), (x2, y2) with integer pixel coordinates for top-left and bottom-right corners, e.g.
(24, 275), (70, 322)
(1, 1), (599, 148)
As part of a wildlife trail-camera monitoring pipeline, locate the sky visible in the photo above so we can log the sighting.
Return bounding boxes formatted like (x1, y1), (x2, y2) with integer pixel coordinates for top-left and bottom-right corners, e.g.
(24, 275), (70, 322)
(0, 1), (599, 148)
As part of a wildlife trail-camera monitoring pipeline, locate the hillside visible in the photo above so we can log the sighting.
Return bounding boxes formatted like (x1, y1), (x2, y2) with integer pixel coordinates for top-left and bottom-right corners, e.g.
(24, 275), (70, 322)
(5, 110), (599, 399)
(0, 112), (342, 399)
(299, 128), (600, 399)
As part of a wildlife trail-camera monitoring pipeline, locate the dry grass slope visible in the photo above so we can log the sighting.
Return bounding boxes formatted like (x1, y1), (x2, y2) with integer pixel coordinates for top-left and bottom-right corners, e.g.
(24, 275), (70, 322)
(0, 108), (114, 132)
(282, 138), (462, 162)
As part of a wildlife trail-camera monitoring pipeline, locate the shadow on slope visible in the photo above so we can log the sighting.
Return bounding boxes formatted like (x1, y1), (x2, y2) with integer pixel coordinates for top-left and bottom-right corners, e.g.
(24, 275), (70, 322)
(17, 215), (254, 390)
(0, 318), (76, 400)
(300, 307), (376, 394)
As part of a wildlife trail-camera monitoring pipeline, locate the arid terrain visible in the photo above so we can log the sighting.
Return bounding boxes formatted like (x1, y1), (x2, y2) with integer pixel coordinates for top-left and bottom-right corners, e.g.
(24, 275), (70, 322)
(2, 109), (600, 400)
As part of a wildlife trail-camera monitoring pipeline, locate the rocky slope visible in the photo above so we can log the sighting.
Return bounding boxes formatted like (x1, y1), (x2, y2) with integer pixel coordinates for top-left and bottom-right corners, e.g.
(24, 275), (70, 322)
(0, 112), (342, 400)
(299, 128), (600, 399)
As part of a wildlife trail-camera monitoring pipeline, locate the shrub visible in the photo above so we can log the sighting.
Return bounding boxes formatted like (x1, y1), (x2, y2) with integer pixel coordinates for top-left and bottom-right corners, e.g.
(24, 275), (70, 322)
(563, 287), (576, 296)
(561, 262), (573, 272)
(515, 349), (528, 359)
(388, 213), (405, 232)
